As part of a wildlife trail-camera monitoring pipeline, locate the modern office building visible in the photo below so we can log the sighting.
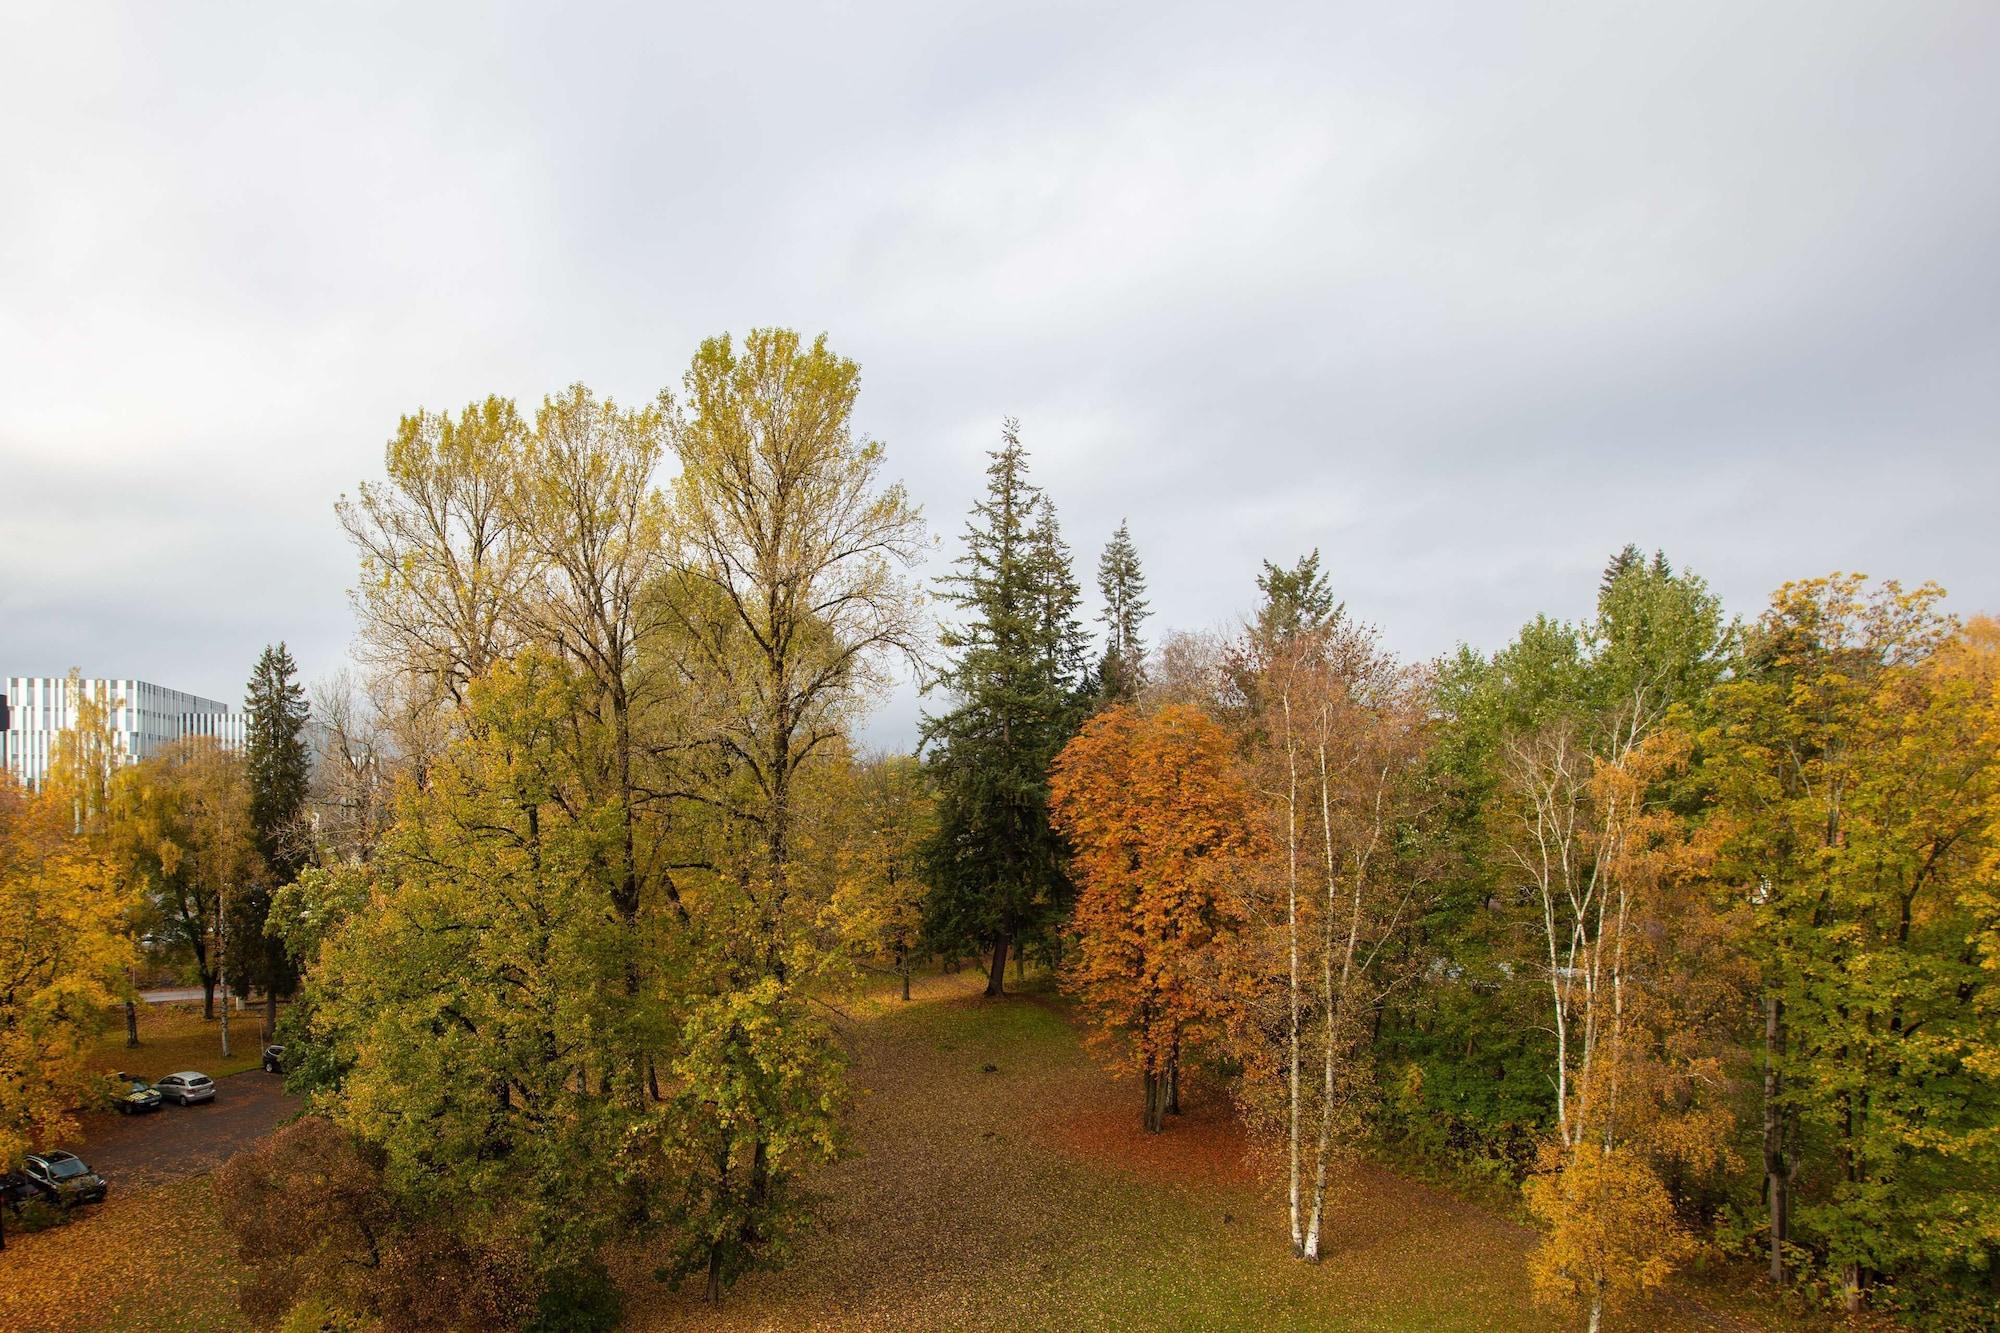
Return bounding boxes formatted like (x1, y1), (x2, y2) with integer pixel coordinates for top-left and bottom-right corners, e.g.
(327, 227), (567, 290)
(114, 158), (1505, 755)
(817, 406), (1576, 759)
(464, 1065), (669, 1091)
(0, 675), (247, 790)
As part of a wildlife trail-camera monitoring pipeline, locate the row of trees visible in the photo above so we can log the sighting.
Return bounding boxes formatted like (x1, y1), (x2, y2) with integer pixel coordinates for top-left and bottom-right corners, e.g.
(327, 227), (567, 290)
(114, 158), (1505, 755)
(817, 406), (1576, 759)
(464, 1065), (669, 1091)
(0, 649), (312, 1247)
(18, 330), (1986, 1328)
(1038, 536), (1999, 1328)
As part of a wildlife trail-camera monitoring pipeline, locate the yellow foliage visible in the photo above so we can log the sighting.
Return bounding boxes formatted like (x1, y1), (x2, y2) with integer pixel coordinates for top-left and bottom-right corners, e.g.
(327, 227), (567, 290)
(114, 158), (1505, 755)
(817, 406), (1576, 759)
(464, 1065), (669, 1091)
(1524, 1141), (1696, 1323)
(0, 770), (138, 1166)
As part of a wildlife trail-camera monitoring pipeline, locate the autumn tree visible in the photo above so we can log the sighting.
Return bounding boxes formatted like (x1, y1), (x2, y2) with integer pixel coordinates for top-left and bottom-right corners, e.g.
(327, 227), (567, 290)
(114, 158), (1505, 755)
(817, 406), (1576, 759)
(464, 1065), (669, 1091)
(214, 1115), (537, 1329)
(922, 421), (1088, 996)
(648, 328), (926, 1298)
(307, 669), (397, 865)
(1524, 1140), (1698, 1331)
(303, 655), (636, 1311)
(335, 396), (533, 719)
(0, 769), (135, 1206)
(107, 737), (256, 1030)
(1705, 575), (2000, 1314)
(826, 755), (936, 1001)
(1489, 555), (1733, 1328)
(1222, 562), (1439, 1261)
(507, 383), (676, 940)
(1051, 704), (1260, 1130)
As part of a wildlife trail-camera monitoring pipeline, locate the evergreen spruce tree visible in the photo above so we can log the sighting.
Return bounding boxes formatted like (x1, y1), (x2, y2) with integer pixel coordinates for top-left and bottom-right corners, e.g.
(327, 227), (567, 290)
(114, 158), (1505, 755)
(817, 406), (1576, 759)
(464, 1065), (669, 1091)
(1254, 549), (1339, 643)
(921, 421), (1087, 996)
(1094, 519), (1150, 705)
(240, 642), (311, 1039)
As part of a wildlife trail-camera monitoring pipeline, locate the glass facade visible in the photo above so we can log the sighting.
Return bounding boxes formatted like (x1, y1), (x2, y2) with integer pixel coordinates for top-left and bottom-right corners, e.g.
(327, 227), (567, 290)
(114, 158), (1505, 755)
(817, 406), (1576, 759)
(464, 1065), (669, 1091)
(0, 675), (247, 790)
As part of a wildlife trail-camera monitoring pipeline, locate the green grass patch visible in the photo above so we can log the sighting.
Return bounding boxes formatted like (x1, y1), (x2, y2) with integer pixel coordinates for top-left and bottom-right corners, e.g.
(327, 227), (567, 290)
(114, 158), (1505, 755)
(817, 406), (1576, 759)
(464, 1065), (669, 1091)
(82, 1003), (269, 1081)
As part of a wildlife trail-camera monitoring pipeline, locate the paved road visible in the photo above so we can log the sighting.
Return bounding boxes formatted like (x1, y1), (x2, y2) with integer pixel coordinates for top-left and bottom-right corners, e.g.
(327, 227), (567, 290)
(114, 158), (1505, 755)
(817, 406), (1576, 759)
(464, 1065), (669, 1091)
(136, 987), (265, 1006)
(63, 1070), (300, 1190)
(136, 987), (208, 1005)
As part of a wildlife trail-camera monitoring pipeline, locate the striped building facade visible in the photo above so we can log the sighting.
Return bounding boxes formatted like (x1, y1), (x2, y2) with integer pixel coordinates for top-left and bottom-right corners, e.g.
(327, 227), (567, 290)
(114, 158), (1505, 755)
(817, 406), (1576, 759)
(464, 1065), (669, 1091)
(0, 675), (246, 790)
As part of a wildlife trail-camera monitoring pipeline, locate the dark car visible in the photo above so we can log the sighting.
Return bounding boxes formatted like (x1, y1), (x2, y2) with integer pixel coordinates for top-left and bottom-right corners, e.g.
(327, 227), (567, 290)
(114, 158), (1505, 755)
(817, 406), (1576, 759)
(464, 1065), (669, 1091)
(22, 1152), (107, 1207)
(155, 1071), (216, 1105)
(261, 1044), (286, 1074)
(0, 1170), (38, 1210)
(112, 1074), (163, 1114)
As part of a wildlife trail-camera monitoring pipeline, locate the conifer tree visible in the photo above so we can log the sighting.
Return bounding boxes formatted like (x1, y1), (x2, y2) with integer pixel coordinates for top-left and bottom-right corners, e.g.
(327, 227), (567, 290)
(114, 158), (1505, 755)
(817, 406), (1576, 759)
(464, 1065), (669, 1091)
(921, 421), (1086, 996)
(1094, 520), (1150, 705)
(1254, 550), (1339, 644)
(241, 643), (311, 1038)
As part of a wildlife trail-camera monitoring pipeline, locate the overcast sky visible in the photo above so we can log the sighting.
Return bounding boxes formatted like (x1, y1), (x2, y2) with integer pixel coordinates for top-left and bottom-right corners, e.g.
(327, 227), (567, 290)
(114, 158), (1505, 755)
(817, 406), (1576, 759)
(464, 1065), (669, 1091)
(3, 2), (1996, 747)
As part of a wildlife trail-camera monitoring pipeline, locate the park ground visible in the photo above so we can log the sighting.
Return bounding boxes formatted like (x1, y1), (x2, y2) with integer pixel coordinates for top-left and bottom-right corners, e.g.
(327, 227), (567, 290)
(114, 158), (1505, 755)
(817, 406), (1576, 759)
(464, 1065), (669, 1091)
(2, 975), (1843, 1332)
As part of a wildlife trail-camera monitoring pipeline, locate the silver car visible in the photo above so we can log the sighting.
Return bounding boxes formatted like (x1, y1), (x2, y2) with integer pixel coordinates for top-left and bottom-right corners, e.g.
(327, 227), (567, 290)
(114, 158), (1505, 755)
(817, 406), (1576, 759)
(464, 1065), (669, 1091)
(154, 1071), (216, 1105)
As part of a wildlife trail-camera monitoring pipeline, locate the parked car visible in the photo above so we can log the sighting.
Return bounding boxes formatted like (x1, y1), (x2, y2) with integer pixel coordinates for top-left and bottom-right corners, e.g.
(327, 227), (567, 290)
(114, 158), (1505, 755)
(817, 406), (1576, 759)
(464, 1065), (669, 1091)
(0, 1170), (38, 1210)
(22, 1152), (107, 1206)
(261, 1044), (286, 1074)
(155, 1071), (216, 1105)
(112, 1073), (163, 1115)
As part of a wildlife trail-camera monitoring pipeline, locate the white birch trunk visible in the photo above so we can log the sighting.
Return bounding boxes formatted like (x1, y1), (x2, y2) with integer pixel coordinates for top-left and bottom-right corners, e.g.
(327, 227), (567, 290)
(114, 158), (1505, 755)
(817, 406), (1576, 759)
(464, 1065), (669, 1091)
(1282, 685), (1303, 1255)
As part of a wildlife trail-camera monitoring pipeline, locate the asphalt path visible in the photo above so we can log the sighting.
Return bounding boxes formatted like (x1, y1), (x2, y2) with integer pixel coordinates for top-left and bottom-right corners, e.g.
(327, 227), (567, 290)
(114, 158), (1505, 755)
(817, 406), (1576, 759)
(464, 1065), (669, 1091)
(60, 1070), (300, 1190)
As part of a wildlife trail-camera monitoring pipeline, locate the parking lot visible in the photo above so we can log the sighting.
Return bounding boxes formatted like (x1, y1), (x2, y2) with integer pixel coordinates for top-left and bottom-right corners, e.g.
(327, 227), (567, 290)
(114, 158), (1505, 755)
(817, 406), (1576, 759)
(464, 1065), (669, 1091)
(59, 1069), (300, 1189)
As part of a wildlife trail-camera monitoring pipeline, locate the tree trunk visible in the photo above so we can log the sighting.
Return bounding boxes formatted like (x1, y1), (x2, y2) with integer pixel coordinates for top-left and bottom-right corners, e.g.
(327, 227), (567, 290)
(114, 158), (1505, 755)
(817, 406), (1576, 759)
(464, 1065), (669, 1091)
(125, 999), (138, 1048)
(1143, 1071), (1164, 1133)
(1014, 947), (1025, 985)
(264, 987), (278, 1044)
(704, 1246), (723, 1305)
(1167, 1042), (1181, 1115)
(1763, 994), (1788, 1284)
(901, 967), (911, 1003)
(201, 977), (216, 1021)
(985, 932), (1010, 998)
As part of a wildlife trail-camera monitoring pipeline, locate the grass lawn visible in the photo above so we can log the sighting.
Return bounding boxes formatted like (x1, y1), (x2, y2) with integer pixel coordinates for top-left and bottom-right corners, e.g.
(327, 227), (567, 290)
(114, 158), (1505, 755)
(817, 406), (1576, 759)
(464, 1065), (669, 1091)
(616, 971), (1811, 1332)
(82, 1002), (272, 1082)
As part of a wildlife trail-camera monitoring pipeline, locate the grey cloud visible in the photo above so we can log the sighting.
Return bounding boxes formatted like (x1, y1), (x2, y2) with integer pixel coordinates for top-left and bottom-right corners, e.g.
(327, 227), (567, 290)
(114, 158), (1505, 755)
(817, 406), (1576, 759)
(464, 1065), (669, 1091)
(2, 1), (1995, 740)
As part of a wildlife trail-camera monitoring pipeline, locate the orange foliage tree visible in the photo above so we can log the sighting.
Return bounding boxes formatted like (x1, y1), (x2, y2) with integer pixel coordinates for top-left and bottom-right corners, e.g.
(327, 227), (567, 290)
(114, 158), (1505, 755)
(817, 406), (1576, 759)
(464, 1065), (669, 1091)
(1049, 703), (1264, 1132)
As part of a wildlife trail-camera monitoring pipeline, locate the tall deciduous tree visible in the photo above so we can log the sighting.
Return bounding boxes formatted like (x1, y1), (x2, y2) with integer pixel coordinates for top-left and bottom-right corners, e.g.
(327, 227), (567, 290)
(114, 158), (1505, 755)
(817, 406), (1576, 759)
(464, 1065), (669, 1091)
(1706, 575), (2000, 1313)
(653, 327), (927, 1298)
(305, 654), (635, 1308)
(108, 737), (256, 1026)
(922, 421), (1086, 996)
(0, 768), (135, 1213)
(336, 397), (533, 718)
(1050, 704), (1262, 1131)
(1225, 564), (1437, 1261)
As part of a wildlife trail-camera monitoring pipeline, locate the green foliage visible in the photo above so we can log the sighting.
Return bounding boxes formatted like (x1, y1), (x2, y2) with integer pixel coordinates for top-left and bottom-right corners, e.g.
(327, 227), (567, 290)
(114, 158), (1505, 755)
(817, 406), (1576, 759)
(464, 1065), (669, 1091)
(525, 1260), (621, 1333)
(302, 655), (641, 1287)
(1253, 548), (1339, 644)
(1705, 576), (2000, 1311)
(238, 641), (311, 1003)
(642, 976), (845, 1299)
(921, 420), (1088, 986)
(1094, 519), (1150, 706)
(1375, 551), (1735, 1169)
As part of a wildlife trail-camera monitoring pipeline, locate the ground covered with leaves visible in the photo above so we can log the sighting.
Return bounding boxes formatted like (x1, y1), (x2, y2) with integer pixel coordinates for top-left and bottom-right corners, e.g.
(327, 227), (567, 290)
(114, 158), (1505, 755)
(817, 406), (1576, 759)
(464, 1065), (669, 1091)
(7, 973), (1833, 1332)
(618, 972), (1807, 1332)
